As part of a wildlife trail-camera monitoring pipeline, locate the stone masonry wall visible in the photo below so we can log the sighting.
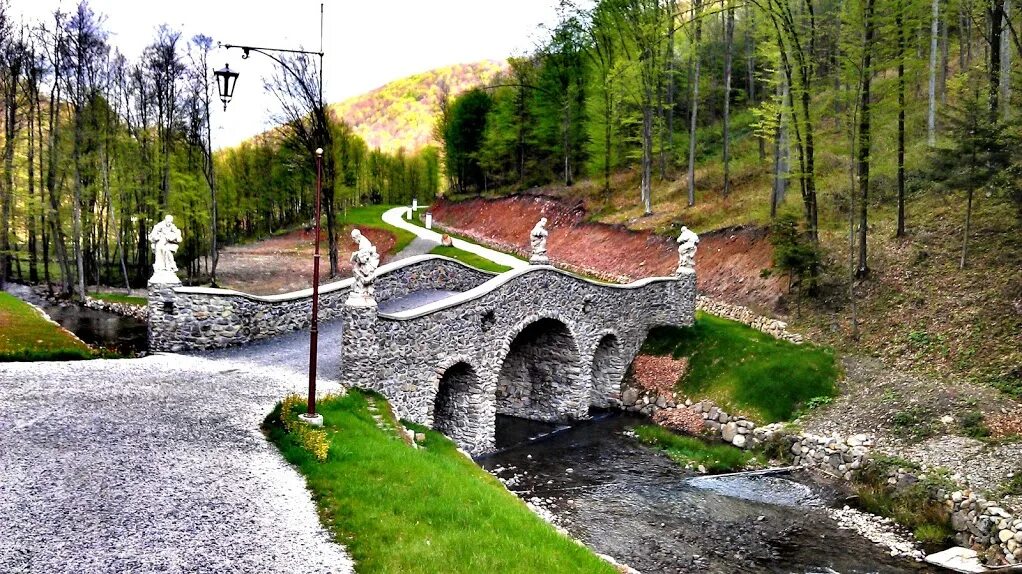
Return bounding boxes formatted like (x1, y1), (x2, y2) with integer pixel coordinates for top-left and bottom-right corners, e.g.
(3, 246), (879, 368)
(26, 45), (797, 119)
(148, 256), (494, 352)
(353, 268), (696, 455)
(695, 296), (803, 344)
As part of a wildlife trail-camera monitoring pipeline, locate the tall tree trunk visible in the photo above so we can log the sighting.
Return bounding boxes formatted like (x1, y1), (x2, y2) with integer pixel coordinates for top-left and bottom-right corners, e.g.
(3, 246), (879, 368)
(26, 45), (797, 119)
(747, 6), (765, 160)
(662, 12), (676, 181)
(991, 0), (1006, 121)
(1001, 0), (1013, 119)
(772, 74), (789, 217)
(722, 4), (735, 197)
(961, 184), (974, 269)
(687, 0), (702, 207)
(857, 0), (877, 277)
(928, 0), (939, 146)
(27, 72), (38, 283)
(897, 0), (907, 237)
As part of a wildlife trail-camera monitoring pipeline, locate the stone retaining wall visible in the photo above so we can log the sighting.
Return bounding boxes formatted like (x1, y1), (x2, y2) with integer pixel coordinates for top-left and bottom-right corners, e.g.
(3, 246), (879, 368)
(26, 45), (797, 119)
(148, 256), (494, 352)
(84, 296), (148, 321)
(695, 296), (803, 344)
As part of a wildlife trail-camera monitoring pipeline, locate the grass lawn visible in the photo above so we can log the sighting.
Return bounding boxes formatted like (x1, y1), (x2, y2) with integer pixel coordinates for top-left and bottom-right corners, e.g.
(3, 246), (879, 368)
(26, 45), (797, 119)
(634, 424), (764, 472)
(642, 311), (839, 423)
(0, 292), (93, 361)
(342, 204), (417, 253)
(266, 390), (616, 574)
(428, 245), (512, 273)
(91, 292), (147, 306)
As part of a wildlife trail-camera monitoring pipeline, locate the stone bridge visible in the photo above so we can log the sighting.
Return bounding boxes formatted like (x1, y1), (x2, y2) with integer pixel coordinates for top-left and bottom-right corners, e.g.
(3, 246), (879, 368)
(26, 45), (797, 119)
(148, 255), (695, 455)
(342, 259), (695, 455)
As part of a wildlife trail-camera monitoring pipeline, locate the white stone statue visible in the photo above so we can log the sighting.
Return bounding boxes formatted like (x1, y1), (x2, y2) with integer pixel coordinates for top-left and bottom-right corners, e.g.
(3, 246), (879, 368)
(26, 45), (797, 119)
(347, 228), (380, 306)
(529, 217), (549, 264)
(148, 214), (182, 284)
(675, 226), (699, 274)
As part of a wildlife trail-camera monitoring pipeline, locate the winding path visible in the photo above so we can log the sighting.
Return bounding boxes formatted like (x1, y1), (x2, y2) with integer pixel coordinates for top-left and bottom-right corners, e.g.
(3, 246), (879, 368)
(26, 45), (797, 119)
(382, 206), (528, 269)
(0, 323), (354, 573)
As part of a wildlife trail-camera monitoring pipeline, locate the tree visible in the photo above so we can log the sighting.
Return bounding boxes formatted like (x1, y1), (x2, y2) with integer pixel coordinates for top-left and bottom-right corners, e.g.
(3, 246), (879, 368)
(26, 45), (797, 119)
(855, 0), (877, 277)
(442, 88), (491, 193)
(928, 77), (1017, 269)
(687, 0), (703, 207)
(722, 0), (736, 197)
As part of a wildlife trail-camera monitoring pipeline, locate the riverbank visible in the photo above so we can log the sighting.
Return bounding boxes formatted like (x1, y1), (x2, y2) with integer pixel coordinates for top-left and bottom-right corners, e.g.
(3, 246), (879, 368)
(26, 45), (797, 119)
(0, 289), (93, 361)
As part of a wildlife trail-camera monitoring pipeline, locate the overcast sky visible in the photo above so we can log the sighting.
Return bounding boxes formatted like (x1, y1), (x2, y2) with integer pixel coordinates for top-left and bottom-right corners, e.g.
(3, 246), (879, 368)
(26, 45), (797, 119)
(6, 0), (562, 147)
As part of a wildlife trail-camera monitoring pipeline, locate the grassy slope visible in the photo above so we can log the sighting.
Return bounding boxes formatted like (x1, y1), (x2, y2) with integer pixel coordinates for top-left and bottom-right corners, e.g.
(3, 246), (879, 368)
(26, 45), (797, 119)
(634, 424), (763, 472)
(642, 312), (839, 422)
(342, 204), (417, 254)
(0, 292), (93, 361)
(428, 245), (512, 273)
(266, 391), (615, 574)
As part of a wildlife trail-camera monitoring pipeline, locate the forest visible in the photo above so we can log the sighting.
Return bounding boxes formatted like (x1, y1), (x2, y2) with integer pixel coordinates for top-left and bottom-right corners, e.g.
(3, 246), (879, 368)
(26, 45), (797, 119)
(437, 0), (1022, 283)
(0, 0), (439, 295)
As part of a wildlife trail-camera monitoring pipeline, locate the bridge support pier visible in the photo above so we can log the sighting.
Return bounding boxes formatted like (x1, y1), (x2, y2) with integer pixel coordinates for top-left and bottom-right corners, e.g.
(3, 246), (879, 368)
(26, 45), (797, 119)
(341, 301), (380, 391)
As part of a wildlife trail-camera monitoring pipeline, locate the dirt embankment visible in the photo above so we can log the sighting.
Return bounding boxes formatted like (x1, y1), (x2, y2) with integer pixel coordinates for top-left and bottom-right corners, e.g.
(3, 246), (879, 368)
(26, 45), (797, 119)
(430, 196), (787, 312)
(216, 226), (395, 295)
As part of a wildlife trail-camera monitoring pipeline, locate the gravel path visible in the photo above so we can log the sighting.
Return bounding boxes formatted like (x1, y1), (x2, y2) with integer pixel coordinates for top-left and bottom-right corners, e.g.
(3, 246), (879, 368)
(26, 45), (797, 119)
(391, 236), (439, 262)
(378, 289), (460, 314)
(0, 327), (353, 573)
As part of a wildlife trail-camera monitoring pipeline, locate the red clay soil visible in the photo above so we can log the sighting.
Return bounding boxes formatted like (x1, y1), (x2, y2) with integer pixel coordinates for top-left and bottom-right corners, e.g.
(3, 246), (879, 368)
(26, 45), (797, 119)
(216, 226), (395, 295)
(430, 196), (786, 312)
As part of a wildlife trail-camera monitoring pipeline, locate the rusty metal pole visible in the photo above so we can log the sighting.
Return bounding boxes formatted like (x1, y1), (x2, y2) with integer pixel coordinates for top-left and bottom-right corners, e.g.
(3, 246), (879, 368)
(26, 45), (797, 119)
(307, 147), (324, 419)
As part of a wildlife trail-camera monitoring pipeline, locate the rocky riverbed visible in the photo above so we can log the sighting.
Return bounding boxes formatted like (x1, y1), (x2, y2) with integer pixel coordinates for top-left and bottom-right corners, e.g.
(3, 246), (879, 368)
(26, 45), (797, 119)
(481, 413), (937, 574)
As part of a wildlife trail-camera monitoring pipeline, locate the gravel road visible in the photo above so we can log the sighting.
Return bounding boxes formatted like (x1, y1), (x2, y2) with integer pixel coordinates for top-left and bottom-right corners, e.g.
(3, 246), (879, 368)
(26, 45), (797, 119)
(0, 320), (353, 574)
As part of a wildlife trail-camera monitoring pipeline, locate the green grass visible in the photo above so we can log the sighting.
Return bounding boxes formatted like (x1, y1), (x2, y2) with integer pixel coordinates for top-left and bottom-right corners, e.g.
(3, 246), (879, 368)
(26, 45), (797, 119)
(428, 245), (512, 273)
(265, 390), (616, 574)
(91, 292), (147, 306)
(634, 424), (763, 472)
(0, 292), (94, 361)
(642, 312), (839, 423)
(342, 204), (417, 254)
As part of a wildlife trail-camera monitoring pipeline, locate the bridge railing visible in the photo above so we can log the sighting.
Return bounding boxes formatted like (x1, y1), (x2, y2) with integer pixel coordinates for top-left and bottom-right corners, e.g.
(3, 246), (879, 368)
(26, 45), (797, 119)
(147, 255), (496, 352)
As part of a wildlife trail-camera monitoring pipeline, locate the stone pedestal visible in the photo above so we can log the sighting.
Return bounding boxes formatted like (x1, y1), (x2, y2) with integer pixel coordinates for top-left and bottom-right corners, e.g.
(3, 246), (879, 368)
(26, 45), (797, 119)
(147, 280), (181, 352)
(529, 255), (549, 265)
(342, 301), (380, 391)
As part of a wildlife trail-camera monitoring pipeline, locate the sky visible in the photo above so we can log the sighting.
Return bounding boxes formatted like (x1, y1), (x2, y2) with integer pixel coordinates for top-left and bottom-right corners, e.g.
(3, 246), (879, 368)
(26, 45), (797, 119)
(6, 0), (563, 148)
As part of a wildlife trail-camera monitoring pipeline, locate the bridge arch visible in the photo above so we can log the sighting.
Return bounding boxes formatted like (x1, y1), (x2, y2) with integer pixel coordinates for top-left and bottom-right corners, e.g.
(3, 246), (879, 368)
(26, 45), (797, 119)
(431, 357), (487, 450)
(589, 331), (625, 408)
(494, 313), (587, 421)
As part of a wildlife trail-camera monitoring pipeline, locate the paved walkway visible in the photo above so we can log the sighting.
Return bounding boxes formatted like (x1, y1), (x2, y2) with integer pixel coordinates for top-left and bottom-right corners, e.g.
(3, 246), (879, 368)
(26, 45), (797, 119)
(0, 321), (354, 574)
(382, 206), (528, 270)
(391, 236), (439, 262)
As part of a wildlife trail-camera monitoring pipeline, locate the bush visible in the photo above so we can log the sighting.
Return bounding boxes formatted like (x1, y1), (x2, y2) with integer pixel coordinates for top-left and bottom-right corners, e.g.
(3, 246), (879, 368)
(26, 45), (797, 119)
(959, 410), (990, 439)
(634, 424), (762, 473)
(278, 394), (330, 461)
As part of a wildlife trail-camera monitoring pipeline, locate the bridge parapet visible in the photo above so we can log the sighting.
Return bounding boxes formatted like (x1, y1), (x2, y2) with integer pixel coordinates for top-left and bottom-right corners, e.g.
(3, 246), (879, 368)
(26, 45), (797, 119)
(148, 255), (494, 352)
(343, 263), (696, 455)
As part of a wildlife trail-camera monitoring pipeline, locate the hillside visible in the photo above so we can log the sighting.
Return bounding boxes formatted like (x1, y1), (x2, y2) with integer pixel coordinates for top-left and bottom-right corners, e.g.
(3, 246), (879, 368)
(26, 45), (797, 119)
(329, 60), (508, 154)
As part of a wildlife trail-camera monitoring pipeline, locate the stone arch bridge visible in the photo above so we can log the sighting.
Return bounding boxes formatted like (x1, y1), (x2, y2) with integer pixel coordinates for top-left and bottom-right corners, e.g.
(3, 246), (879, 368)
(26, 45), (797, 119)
(148, 255), (695, 455)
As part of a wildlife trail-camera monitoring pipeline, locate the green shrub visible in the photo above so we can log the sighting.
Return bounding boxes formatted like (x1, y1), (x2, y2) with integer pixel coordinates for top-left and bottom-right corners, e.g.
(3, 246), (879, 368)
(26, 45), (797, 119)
(959, 410), (990, 439)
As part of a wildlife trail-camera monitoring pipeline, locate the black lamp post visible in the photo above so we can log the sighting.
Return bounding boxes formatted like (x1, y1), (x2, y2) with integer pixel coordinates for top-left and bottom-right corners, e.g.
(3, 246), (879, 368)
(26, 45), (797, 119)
(216, 5), (326, 426)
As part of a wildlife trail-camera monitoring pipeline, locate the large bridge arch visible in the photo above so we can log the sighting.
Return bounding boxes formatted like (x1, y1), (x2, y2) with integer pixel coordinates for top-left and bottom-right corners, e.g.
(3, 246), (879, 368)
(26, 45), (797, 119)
(493, 313), (587, 422)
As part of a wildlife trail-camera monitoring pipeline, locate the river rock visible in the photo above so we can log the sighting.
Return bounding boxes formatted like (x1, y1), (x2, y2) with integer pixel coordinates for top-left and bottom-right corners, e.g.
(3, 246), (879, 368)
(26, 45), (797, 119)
(732, 434), (747, 448)
(1001, 530), (1016, 543)
(721, 422), (738, 442)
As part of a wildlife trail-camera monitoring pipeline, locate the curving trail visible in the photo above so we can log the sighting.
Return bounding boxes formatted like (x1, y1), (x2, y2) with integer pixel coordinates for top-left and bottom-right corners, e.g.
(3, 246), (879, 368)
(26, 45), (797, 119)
(382, 206), (528, 270)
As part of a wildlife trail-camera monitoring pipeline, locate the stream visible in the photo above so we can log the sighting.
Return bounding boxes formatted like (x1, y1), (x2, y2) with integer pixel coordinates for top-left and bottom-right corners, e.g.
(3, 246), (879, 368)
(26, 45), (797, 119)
(480, 413), (939, 574)
(5, 284), (148, 356)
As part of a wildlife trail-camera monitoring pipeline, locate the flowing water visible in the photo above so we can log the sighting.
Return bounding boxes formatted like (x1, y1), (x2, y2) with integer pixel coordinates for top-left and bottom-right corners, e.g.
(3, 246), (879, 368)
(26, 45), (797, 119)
(480, 413), (938, 574)
(6, 285), (148, 356)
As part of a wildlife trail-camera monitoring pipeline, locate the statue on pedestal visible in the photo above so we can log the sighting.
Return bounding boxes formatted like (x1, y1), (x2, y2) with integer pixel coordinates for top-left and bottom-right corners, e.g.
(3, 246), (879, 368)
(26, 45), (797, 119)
(530, 217), (549, 264)
(347, 228), (380, 306)
(148, 215), (182, 284)
(675, 226), (699, 274)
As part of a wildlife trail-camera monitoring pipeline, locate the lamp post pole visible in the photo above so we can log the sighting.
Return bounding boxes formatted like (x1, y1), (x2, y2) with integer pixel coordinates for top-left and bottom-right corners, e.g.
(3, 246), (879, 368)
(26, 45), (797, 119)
(216, 4), (326, 425)
(307, 147), (323, 420)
